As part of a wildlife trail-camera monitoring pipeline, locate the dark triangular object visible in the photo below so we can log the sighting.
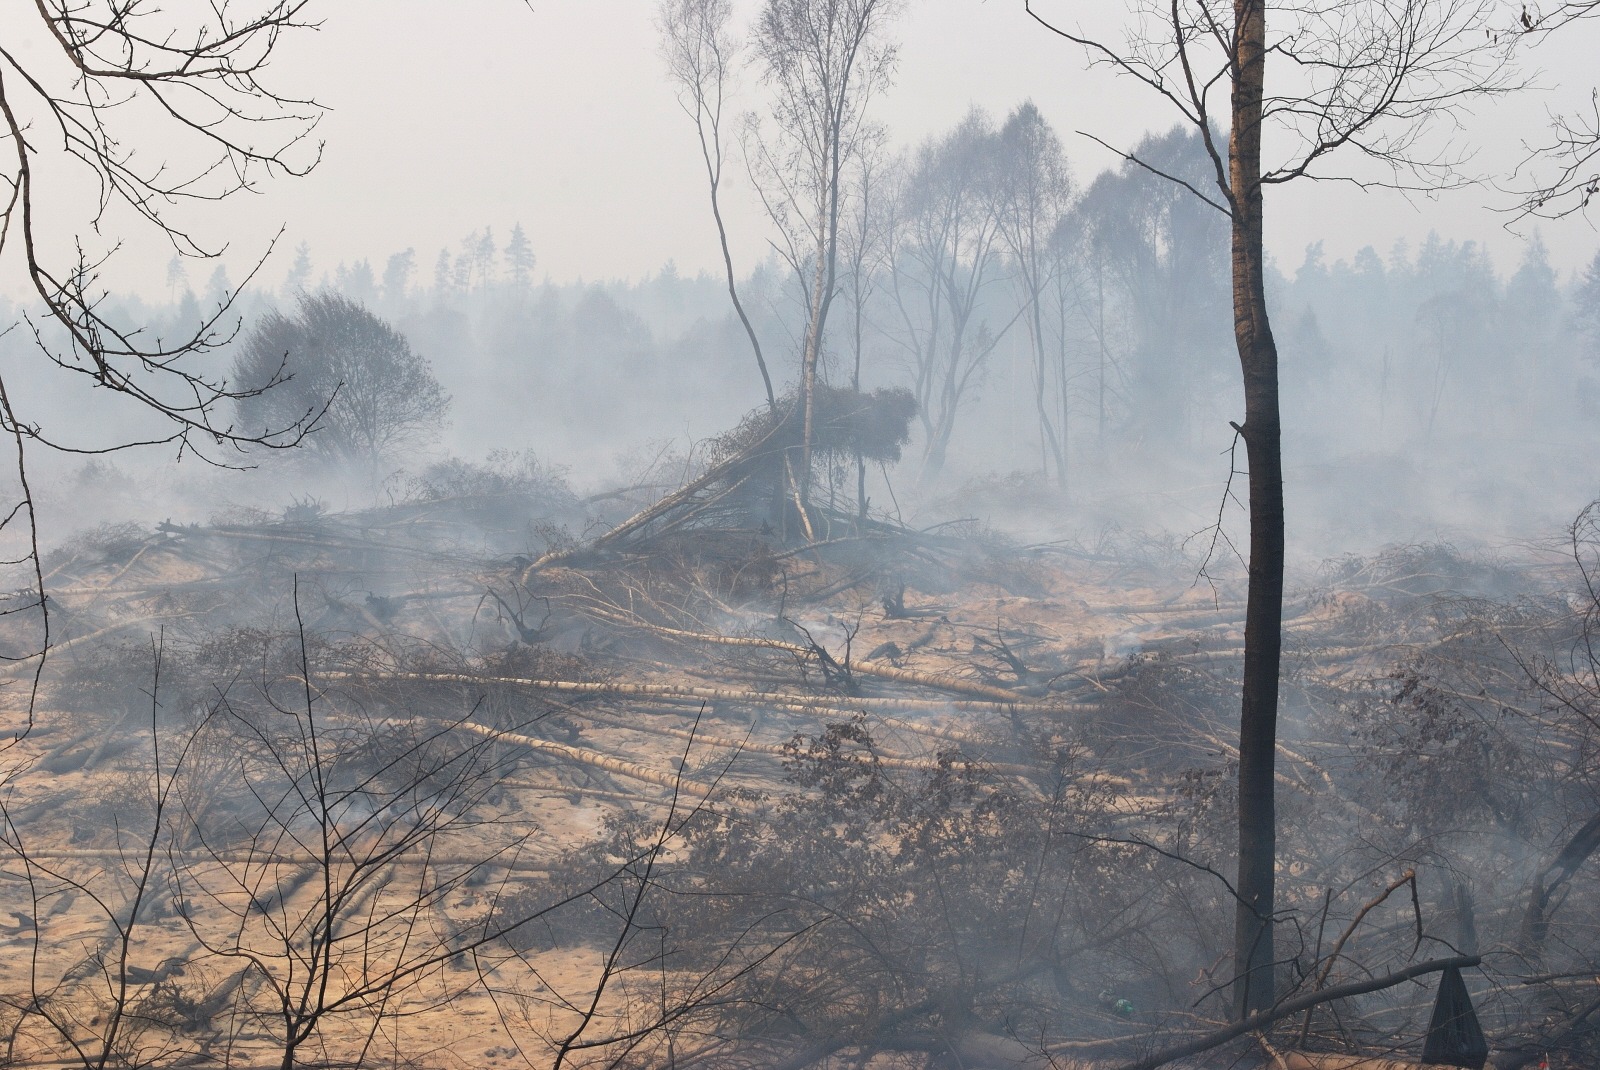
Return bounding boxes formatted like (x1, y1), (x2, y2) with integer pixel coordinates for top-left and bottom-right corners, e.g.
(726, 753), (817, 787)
(1420, 965), (1488, 1069)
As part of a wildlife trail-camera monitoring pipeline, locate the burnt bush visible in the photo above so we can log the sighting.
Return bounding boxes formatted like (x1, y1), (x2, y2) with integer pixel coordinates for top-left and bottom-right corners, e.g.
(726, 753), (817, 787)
(405, 449), (573, 504)
(1082, 652), (1238, 770)
(1325, 542), (1533, 604)
(52, 639), (164, 724)
(536, 720), (1228, 1066)
(1347, 659), (1541, 844)
(398, 449), (581, 549)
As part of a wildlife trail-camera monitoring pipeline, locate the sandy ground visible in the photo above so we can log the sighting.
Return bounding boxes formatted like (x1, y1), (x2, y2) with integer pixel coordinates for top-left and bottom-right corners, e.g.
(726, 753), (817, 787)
(0, 505), (1508, 1068)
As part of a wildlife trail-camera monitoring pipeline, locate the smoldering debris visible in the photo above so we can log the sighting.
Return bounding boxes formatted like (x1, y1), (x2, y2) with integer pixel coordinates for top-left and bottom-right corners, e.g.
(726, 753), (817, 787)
(1, 434), (1599, 1069)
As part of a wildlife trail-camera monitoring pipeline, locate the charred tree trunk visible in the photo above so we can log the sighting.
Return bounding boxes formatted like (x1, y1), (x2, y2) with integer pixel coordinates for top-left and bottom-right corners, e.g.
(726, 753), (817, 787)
(1519, 808), (1600, 973)
(1229, 0), (1285, 1021)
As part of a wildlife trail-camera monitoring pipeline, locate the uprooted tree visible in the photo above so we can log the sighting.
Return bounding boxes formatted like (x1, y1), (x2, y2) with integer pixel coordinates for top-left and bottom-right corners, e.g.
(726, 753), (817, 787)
(524, 383), (916, 567)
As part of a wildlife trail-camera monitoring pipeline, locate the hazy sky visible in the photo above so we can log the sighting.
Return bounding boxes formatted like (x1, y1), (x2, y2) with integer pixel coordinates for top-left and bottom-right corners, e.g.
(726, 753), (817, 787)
(67, 1), (1600, 297)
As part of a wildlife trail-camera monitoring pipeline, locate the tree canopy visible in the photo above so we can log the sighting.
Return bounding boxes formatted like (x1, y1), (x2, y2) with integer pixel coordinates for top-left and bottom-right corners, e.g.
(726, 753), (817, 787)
(233, 294), (450, 480)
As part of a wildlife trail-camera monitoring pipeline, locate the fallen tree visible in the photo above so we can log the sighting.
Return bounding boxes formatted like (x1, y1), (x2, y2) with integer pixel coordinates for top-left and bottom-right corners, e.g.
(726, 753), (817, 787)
(1109, 956), (1483, 1070)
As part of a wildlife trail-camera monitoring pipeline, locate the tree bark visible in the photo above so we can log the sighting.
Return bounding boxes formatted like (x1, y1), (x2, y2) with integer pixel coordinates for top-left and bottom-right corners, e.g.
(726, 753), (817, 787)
(798, 103), (850, 514)
(798, 223), (830, 512)
(1229, 0), (1285, 1021)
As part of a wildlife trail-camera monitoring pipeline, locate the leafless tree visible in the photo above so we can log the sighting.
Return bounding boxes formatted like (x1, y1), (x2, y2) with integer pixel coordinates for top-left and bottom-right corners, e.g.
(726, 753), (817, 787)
(881, 109), (1022, 486)
(839, 139), (888, 520)
(1025, 0), (1514, 1017)
(659, 0), (779, 412)
(1509, 1), (1600, 217)
(0, 1), (323, 734)
(0, 636), (205, 1069)
(993, 102), (1075, 491)
(746, 0), (900, 521)
(168, 610), (526, 1070)
(0, 607), (772, 1069)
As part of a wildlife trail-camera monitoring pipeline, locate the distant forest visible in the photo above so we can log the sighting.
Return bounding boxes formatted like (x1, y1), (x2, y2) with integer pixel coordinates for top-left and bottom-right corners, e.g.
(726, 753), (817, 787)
(9, 115), (1599, 550)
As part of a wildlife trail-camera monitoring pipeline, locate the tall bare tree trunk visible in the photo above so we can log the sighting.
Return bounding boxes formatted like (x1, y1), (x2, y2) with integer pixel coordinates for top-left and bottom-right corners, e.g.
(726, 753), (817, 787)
(712, 167), (777, 411)
(1028, 290), (1065, 490)
(799, 120), (848, 514)
(658, 0), (777, 411)
(1096, 262), (1108, 453)
(1026, 0), (1511, 1025)
(852, 260), (869, 521)
(1229, 0), (1284, 1020)
(798, 225), (830, 512)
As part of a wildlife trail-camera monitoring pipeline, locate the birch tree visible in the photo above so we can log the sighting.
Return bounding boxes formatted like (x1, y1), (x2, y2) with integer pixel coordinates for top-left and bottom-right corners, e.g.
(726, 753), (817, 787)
(747, 0), (900, 522)
(659, 0), (778, 410)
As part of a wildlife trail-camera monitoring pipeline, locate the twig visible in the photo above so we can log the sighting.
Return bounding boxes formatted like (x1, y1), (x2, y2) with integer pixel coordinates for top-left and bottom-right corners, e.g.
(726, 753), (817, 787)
(1297, 869), (1421, 1046)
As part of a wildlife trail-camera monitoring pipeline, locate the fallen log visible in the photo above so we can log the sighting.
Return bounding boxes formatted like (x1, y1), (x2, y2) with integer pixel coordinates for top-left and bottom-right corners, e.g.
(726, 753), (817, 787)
(5, 847), (542, 870)
(572, 705), (1040, 777)
(1283, 1056), (1478, 1070)
(1108, 955), (1482, 1070)
(447, 718), (716, 794)
(550, 606), (1046, 702)
(161, 520), (467, 564)
(536, 662), (1010, 745)
(0, 615), (189, 677)
(321, 670), (1080, 720)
